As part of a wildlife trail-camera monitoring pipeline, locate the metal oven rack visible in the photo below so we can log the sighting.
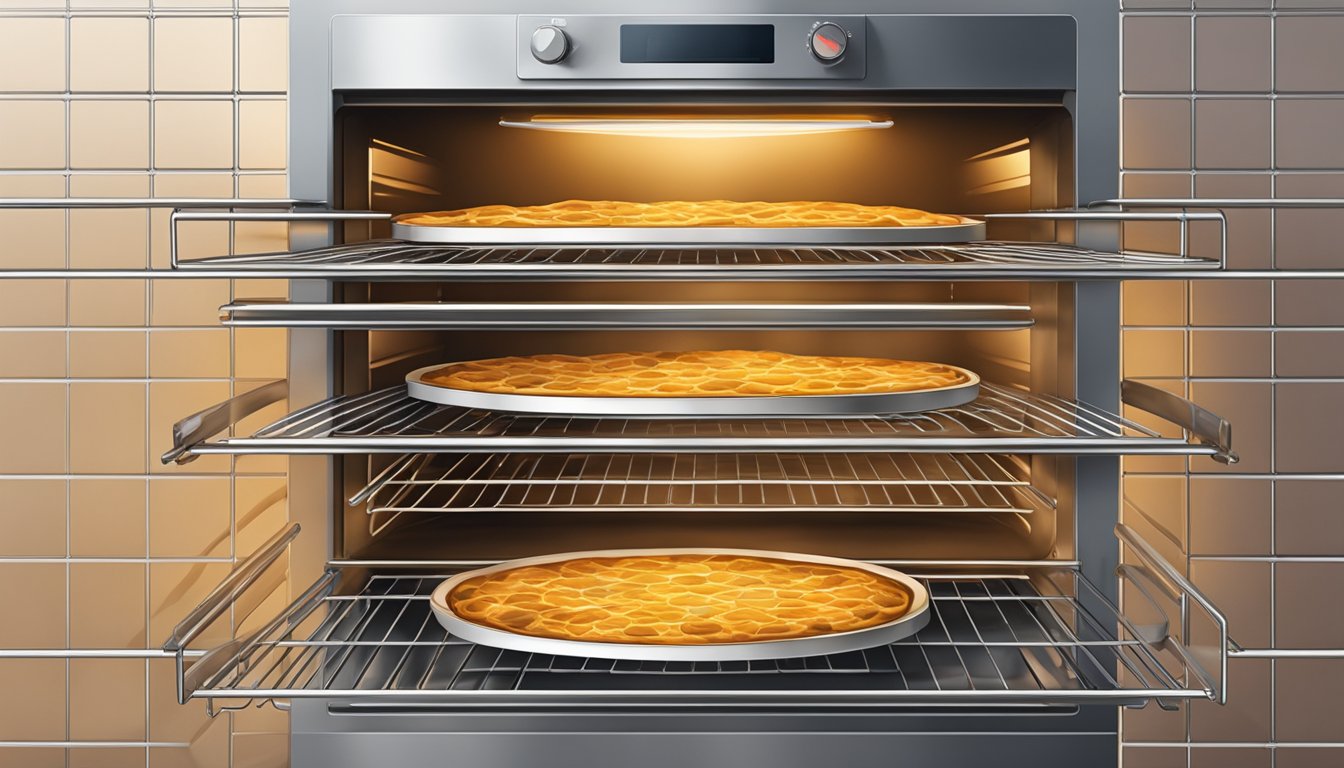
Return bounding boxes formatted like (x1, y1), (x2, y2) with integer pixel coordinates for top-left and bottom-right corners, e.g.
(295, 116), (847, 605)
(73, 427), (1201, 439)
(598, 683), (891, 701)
(164, 523), (1227, 711)
(164, 380), (1236, 464)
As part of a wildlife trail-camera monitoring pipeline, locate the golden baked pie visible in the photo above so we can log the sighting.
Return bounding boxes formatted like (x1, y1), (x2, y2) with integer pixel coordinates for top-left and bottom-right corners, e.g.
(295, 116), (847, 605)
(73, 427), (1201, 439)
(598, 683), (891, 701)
(446, 553), (915, 645)
(420, 350), (974, 398)
(396, 199), (962, 229)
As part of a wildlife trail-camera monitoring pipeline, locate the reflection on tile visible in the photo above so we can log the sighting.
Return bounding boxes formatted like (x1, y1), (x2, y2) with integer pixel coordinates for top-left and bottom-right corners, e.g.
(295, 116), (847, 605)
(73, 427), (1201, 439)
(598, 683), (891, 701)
(1189, 477), (1270, 556)
(149, 477), (231, 558)
(149, 562), (232, 647)
(1189, 381), (1271, 474)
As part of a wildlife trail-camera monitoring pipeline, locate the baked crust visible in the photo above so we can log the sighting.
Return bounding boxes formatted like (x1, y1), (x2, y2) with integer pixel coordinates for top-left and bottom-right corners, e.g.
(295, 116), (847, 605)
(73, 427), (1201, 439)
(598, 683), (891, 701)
(446, 553), (915, 645)
(397, 199), (963, 229)
(420, 350), (973, 399)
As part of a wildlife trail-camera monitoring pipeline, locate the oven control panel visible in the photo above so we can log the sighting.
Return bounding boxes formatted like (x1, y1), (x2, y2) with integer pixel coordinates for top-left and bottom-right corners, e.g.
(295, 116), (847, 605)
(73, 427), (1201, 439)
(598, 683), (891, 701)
(517, 15), (866, 80)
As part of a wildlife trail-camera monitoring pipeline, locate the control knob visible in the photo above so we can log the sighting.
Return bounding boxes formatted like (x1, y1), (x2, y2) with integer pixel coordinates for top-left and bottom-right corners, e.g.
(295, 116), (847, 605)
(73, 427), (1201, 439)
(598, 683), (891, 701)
(530, 25), (571, 65)
(809, 22), (848, 63)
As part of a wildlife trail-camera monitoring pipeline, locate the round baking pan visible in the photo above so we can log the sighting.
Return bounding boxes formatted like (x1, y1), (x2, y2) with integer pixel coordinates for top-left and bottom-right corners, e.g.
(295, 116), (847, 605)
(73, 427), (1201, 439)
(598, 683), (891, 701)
(390, 217), (986, 246)
(405, 364), (980, 418)
(429, 548), (931, 662)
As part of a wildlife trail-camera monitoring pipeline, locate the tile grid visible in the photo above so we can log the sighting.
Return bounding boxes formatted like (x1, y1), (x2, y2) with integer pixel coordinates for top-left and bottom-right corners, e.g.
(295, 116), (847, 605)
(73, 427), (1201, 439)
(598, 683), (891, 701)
(1122, 2), (1344, 768)
(0, 2), (291, 767)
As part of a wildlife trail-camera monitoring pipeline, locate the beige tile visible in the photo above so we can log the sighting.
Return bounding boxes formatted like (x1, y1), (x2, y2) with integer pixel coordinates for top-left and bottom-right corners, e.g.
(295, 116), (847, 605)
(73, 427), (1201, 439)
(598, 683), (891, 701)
(155, 100), (235, 170)
(0, 17), (65, 92)
(1189, 658), (1271, 742)
(69, 330), (148, 378)
(151, 279), (231, 327)
(149, 562), (232, 647)
(1190, 330), (1270, 378)
(1189, 560), (1271, 648)
(0, 172), (63, 197)
(1123, 281), (1187, 326)
(0, 100), (65, 169)
(1277, 480), (1344, 556)
(1195, 99), (1271, 170)
(1276, 383), (1344, 473)
(1195, 16), (1271, 92)
(0, 563), (66, 648)
(150, 477), (231, 558)
(149, 329), (231, 378)
(154, 17), (233, 92)
(239, 17), (288, 92)
(70, 478), (146, 558)
(235, 328), (287, 379)
(70, 381), (147, 474)
(1277, 16), (1344, 92)
(69, 749), (147, 768)
(1189, 477), (1271, 557)
(0, 279), (65, 327)
(70, 562), (147, 648)
(1277, 748), (1344, 768)
(1277, 563), (1344, 649)
(70, 278), (147, 327)
(1190, 748), (1271, 768)
(1189, 381), (1271, 474)
(1191, 279), (1271, 327)
(69, 658), (146, 741)
(0, 749), (65, 768)
(1276, 659), (1344, 741)
(0, 382), (67, 474)
(1123, 98), (1193, 170)
(1192, 173), (1272, 269)
(1276, 281), (1344, 327)
(0, 208), (66, 268)
(0, 479), (65, 557)
(0, 331), (66, 378)
(0, 660), (65, 741)
(1276, 100), (1344, 170)
(1124, 16), (1191, 93)
(70, 208), (150, 269)
(1124, 329), (1185, 378)
(70, 100), (151, 169)
(239, 99), (287, 170)
(71, 16), (150, 92)
(149, 380), (231, 475)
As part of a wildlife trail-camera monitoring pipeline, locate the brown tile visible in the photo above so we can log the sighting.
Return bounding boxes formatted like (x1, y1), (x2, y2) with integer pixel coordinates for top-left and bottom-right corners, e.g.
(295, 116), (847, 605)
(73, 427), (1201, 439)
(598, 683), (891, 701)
(239, 17), (288, 92)
(0, 17), (65, 92)
(71, 17), (150, 92)
(0, 100), (64, 169)
(1276, 100), (1344, 170)
(0, 660), (65, 741)
(1121, 747), (1186, 768)
(148, 174), (234, 268)
(0, 563), (66, 648)
(148, 658), (216, 744)
(1276, 383), (1344, 473)
(239, 99), (287, 170)
(0, 382), (67, 474)
(1191, 173), (1273, 270)
(1122, 475), (1188, 553)
(0, 749), (65, 768)
(149, 562), (232, 647)
(1276, 331), (1344, 377)
(1276, 16), (1344, 92)
(1190, 330), (1271, 378)
(1276, 281), (1344, 327)
(69, 330), (148, 378)
(150, 279), (231, 327)
(0, 209), (66, 268)
(1189, 559), (1271, 648)
(232, 733), (289, 768)
(1189, 381), (1271, 474)
(1195, 99), (1271, 170)
(149, 477), (231, 558)
(1190, 658), (1271, 742)
(1277, 563), (1344, 649)
(154, 17), (234, 92)
(1123, 697), (1188, 742)
(70, 100), (151, 170)
(1196, 16), (1271, 92)
(70, 208), (150, 269)
(70, 382), (147, 474)
(0, 331), (66, 378)
(1189, 748), (1271, 768)
(1277, 748), (1344, 768)
(0, 279), (65, 327)
(154, 100), (235, 170)
(1276, 480), (1344, 556)
(1273, 174), (1344, 270)
(1276, 659), (1344, 741)
(69, 658), (146, 741)
(0, 479), (65, 557)
(1125, 329), (1186, 378)
(70, 478), (146, 558)
(69, 750), (147, 768)
(69, 278), (147, 327)
(1191, 280), (1271, 327)
(149, 329), (231, 378)
(1124, 99), (1193, 170)
(1124, 281), (1187, 326)
(1189, 477), (1271, 556)
(70, 562), (147, 649)
(1125, 16), (1192, 92)
(235, 328), (288, 379)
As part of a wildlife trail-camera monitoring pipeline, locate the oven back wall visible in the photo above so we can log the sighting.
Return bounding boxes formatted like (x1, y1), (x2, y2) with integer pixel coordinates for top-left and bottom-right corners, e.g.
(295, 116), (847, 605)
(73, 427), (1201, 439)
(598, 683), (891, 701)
(0, 3), (292, 767)
(1120, 3), (1344, 768)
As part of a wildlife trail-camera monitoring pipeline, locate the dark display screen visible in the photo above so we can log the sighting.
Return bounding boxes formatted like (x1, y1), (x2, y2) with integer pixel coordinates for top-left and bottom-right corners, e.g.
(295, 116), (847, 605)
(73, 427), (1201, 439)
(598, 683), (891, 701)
(620, 24), (775, 64)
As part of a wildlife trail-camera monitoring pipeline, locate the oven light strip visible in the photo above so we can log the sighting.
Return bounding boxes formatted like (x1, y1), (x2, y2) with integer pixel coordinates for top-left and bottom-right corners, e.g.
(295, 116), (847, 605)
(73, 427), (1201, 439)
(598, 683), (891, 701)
(499, 117), (893, 138)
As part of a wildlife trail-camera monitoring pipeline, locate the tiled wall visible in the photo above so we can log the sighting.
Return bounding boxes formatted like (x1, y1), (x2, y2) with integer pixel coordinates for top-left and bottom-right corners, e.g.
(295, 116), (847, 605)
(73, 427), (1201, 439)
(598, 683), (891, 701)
(1121, 2), (1344, 768)
(0, 2), (292, 766)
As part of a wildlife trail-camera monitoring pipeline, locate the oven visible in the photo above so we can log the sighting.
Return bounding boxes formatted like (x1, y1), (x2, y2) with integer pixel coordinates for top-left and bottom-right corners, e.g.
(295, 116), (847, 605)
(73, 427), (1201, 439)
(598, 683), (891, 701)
(156, 3), (1240, 767)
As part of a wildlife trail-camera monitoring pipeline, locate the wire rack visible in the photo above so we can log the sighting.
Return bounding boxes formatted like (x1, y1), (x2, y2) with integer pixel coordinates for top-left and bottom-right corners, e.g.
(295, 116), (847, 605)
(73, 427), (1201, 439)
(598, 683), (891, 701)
(177, 240), (1221, 280)
(357, 453), (1054, 516)
(182, 570), (1208, 707)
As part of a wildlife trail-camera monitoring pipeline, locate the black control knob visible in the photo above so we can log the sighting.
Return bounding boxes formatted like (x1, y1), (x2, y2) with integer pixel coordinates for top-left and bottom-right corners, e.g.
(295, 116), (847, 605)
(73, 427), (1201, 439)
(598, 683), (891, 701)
(531, 25), (571, 65)
(809, 22), (848, 63)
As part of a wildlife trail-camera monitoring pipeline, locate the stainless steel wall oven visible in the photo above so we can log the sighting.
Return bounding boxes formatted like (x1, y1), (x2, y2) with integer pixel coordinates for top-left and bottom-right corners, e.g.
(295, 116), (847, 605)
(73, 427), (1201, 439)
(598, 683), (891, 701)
(153, 3), (1248, 767)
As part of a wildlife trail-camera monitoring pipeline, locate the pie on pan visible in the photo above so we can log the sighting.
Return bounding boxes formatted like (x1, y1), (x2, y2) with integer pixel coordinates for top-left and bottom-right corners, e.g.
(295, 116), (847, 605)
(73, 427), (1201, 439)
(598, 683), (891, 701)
(418, 350), (975, 399)
(395, 199), (963, 229)
(441, 552), (917, 646)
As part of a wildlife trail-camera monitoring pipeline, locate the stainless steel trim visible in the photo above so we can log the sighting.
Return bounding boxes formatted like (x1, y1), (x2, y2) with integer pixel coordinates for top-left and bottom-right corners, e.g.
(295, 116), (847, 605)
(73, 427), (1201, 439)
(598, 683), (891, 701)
(0, 198), (321, 209)
(1098, 198), (1344, 209)
(1121, 380), (1237, 464)
(163, 379), (288, 465)
(404, 364), (981, 417)
(428, 548), (931, 662)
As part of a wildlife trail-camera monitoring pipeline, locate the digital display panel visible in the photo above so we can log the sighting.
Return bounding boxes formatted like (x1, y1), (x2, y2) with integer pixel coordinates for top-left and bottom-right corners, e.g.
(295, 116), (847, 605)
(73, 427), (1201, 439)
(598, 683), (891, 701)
(620, 24), (775, 64)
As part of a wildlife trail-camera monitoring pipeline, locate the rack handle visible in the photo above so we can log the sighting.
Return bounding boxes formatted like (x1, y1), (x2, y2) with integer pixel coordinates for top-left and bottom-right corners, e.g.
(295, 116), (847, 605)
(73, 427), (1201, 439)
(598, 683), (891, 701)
(170, 209), (392, 268)
(162, 380), (288, 465)
(1122, 380), (1237, 464)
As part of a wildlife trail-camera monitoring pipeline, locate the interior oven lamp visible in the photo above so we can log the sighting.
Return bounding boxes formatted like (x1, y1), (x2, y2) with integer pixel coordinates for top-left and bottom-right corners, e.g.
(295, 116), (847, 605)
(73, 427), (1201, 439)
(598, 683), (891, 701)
(499, 116), (894, 139)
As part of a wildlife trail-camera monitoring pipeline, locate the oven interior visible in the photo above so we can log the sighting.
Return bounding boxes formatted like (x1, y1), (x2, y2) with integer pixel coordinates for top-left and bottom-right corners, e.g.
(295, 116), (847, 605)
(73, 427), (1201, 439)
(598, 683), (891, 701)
(319, 98), (1083, 570)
